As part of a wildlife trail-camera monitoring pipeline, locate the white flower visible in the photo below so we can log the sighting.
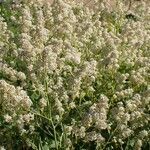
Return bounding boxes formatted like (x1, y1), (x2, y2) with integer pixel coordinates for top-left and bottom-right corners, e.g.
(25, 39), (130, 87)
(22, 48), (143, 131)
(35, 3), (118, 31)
(4, 114), (12, 123)
(39, 98), (47, 108)
(17, 72), (26, 80)
(69, 102), (76, 109)
(0, 146), (6, 150)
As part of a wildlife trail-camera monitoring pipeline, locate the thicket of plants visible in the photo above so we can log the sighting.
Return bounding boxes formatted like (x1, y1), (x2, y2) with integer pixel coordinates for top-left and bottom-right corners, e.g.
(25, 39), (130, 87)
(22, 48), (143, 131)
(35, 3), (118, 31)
(0, 0), (150, 149)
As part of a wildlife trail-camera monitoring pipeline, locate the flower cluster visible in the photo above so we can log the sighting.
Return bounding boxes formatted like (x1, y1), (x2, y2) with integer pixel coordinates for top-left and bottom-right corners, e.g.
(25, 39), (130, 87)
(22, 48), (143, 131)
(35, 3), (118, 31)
(0, 79), (33, 123)
(0, 0), (149, 149)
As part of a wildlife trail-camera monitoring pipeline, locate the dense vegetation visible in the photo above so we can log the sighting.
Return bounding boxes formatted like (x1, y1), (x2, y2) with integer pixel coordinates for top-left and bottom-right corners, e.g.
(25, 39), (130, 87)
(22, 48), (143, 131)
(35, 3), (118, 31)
(0, 0), (150, 149)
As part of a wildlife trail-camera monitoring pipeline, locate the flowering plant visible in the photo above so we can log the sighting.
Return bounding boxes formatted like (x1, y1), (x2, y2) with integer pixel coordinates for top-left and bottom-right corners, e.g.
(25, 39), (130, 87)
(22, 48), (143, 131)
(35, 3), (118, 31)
(0, 0), (149, 149)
